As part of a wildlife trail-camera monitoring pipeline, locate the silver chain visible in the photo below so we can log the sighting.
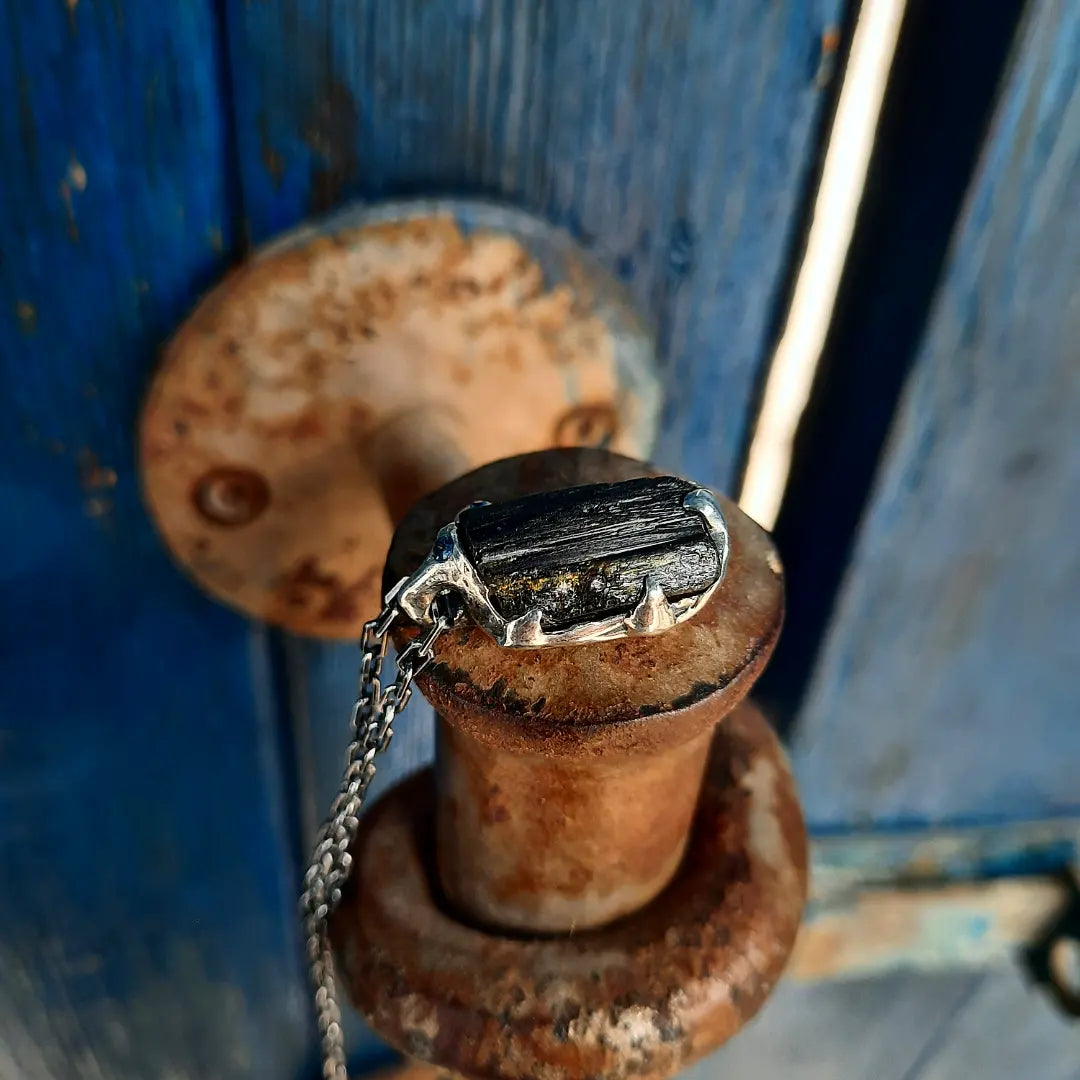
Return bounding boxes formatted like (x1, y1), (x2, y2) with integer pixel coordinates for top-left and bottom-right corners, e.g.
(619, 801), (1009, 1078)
(299, 595), (452, 1080)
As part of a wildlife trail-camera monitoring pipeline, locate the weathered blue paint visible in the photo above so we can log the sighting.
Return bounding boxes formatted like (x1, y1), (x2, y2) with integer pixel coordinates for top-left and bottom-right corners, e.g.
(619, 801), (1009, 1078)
(221, 3), (845, 1065)
(221, 4), (845, 1063)
(760, 0), (1027, 729)
(791, 0), (1080, 828)
(0, 2), (310, 1078)
(223, 0), (845, 488)
(12, 0), (1077, 1075)
(810, 817), (1080, 900)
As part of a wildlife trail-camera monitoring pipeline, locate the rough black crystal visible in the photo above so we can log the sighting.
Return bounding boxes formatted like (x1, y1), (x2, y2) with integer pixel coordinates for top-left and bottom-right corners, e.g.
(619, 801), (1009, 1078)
(457, 476), (720, 630)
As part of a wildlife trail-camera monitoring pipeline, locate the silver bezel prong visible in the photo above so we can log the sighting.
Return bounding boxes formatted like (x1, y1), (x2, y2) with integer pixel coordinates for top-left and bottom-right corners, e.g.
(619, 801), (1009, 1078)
(397, 486), (730, 648)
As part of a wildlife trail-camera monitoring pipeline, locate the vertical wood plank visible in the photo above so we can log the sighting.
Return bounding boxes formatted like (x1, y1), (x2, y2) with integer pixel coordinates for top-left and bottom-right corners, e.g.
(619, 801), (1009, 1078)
(223, 3), (845, 1065)
(791, 0), (1080, 828)
(224, 0), (845, 487)
(0, 2), (310, 1077)
(223, 0), (849, 820)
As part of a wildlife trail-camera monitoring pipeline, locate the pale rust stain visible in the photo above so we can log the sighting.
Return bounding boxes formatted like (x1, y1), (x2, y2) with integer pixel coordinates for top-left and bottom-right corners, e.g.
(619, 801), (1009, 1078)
(15, 301), (36, 334)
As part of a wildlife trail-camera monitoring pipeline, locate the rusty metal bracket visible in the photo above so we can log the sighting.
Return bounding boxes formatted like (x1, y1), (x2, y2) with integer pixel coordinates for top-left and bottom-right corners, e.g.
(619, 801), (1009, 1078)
(139, 200), (659, 637)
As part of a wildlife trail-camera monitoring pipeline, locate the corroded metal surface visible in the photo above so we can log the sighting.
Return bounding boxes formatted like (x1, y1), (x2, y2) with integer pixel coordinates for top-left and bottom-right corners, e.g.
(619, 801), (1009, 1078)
(385, 448), (785, 933)
(140, 203), (656, 638)
(434, 718), (715, 933)
(334, 703), (807, 1080)
(386, 450), (785, 749)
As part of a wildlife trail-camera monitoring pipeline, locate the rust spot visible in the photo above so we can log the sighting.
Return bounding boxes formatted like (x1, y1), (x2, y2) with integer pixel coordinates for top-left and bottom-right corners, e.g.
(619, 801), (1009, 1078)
(553, 404), (619, 448)
(333, 704), (806, 1080)
(84, 496), (111, 519)
(815, 25), (842, 88)
(15, 300), (36, 334)
(279, 557), (376, 623)
(447, 277), (482, 299)
(179, 397), (210, 417)
(257, 121), (282, 191)
(68, 159), (87, 191)
(502, 343), (523, 371)
(78, 449), (117, 491)
(192, 466), (270, 527)
(480, 783), (511, 826)
(59, 179), (79, 242)
(303, 351), (326, 379)
(260, 410), (324, 440)
(304, 79), (359, 213)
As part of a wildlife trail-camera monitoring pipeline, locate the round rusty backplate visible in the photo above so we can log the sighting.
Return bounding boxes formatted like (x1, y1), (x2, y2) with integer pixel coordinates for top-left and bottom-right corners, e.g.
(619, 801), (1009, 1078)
(386, 449), (785, 754)
(333, 703), (807, 1080)
(139, 201), (658, 637)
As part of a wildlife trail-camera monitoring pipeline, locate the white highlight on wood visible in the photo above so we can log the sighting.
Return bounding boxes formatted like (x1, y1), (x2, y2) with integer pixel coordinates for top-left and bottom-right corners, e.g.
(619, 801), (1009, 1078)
(739, 0), (908, 529)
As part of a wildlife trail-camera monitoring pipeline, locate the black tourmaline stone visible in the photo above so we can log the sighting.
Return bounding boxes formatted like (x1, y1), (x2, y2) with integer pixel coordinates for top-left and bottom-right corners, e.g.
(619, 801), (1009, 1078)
(456, 476), (720, 630)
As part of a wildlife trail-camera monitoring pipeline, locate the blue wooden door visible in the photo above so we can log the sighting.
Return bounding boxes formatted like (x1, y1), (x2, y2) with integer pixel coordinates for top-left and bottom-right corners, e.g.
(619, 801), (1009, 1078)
(3, 1), (1076, 1078)
(0, 4), (310, 1078)
(0, 3), (841, 1075)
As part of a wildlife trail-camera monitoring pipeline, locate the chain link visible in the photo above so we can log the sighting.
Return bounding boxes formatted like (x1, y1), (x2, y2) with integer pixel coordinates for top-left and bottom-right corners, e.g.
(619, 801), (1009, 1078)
(300, 596), (451, 1080)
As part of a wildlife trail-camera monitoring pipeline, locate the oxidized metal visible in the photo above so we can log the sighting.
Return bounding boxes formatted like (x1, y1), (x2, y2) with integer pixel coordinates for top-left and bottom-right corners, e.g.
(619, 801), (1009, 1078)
(139, 201), (658, 638)
(317, 447), (802, 1079)
(381, 448), (787, 932)
(334, 703), (807, 1080)
(395, 476), (729, 648)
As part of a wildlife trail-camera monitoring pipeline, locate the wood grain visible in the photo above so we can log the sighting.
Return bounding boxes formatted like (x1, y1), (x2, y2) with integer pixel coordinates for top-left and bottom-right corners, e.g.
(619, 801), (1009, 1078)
(791, 0), (1080, 827)
(223, 0), (845, 488)
(0, 3), (310, 1078)
(225, 4), (844, 1063)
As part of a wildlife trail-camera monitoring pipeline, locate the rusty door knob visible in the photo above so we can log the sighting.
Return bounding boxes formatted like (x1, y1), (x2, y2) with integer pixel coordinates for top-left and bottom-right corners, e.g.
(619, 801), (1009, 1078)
(139, 201), (658, 637)
(332, 448), (807, 1080)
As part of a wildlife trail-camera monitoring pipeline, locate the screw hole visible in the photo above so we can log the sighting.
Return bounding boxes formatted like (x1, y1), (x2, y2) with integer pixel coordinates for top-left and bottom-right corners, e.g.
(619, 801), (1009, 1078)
(192, 467), (270, 527)
(554, 404), (619, 449)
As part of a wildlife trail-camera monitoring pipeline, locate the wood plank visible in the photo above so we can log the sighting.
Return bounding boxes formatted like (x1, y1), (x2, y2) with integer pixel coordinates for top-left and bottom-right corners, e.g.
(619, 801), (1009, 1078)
(223, 0), (846, 487)
(226, 4), (847, 1065)
(0, 3), (310, 1077)
(904, 968), (1080, 1080)
(791, 0), (1080, 828)
(791, 878), (1070, 981)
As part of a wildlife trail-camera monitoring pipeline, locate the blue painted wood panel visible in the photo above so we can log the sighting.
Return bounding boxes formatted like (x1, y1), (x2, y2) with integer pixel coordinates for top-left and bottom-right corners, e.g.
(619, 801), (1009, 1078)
(222, 2), (846, 1066)
(0, 3), (310, 1077)
(791, 0), (1080, 828)
(223, 0), (845, 488)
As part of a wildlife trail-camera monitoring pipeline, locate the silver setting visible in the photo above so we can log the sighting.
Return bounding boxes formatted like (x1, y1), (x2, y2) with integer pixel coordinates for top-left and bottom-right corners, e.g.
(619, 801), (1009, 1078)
(398, 486), (730, 648)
